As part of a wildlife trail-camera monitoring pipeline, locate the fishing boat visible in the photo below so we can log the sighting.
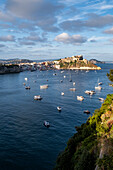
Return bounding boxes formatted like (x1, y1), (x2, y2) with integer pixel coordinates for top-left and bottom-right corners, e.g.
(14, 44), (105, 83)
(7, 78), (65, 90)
(34, 95), (42, 100)
(77, 96), (84, 101)
(57, 106), (62, 111)
(40, 84), (48, 89)
(25, 86), (30, 90)
(43, 121), (50, 128)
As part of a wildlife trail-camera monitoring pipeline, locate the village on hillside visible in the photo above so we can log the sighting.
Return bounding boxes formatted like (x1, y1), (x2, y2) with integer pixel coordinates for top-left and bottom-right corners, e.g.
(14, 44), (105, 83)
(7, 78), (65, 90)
(0, 55), (101, 74)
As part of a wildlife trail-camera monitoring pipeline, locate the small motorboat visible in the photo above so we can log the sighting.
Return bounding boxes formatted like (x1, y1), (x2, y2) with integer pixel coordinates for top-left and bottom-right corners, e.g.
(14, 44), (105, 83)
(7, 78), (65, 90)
(61, 71), (64, 73)
(95, 86), (102, 90)
(34, 95), (42, 100)
(73, 82), (76, 86)
(69, 79), (72, 82)
(40, 84), (48, 89)
(85, 90), (95, 95)
(98, 82), (102, 85)
(23, 83), (26, 86)
(99, 98), (104, 102)
(60, 80), (63, 83)
(64, 75), (66, 78)
(77, 96), (84, 101)
(61, 92), (64, 96)
(25, 86), (30, 90)
(25, 78), (28, 81)
(43, 121), (50, 128)
(84, 110), (90, 114)
(57, 106), (62, 111)
(69, 88), (76, 91)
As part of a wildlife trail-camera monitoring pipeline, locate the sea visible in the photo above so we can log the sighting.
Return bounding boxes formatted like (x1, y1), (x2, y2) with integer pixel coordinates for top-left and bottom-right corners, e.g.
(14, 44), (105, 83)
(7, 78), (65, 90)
(0, 63), (113, 170)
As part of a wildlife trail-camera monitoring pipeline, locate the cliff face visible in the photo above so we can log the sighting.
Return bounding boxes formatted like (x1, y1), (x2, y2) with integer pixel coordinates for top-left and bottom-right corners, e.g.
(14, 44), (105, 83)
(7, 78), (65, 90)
(0, 65), (21, 74)
(55, 94), (113, 170)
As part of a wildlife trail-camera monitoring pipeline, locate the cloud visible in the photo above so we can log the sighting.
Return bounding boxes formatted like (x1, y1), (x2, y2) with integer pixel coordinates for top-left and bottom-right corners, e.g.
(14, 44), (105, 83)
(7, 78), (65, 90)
(18, 33), (47, 45)
(88, 36), (106, 42)
(5, 0), (64, 32)
(54, 32), (87, 44)
(104, 27), (113, 34)
(0, 35), (15, 42)
(60, 14), (113, 32)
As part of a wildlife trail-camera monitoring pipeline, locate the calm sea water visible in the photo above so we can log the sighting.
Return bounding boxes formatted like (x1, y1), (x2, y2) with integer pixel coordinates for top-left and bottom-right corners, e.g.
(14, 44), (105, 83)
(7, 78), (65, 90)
(0, 64), (113, 170)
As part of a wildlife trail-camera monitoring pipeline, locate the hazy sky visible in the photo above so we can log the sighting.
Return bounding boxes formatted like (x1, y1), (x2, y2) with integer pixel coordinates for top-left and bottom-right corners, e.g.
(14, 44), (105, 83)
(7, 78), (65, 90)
(0, 0), (113, 61)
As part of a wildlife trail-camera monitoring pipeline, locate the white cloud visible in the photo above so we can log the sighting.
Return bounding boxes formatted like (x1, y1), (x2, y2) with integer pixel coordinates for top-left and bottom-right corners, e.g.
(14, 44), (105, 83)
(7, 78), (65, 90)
(55, 33), (87, 44)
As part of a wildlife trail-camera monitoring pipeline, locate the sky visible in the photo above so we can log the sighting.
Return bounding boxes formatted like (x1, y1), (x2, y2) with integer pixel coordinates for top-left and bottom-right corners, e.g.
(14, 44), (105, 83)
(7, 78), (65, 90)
(0, 0), (113, 61)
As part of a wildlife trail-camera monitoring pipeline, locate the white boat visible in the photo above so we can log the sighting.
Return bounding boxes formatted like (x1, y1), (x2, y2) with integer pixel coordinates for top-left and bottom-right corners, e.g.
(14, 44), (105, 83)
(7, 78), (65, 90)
(73, 82), (76, 86)
(99, 98), (104, 102)
(98, 82), (102, 85)
(85, 90), (91, 95)
(61, 92), (64, 96)
(40, 84), (48, 89)
(53, 73), (57, 76)
(77, 96), (84, 101)
(64, 75), (66, 78)
(69, 88), (76, 91)
(86, 70), (89, 73)
(43, 121), (50, 127)
(95, 86), (102, 90)
(61, 71), (64, 73)
(34, 95), (42, 100)
(25, 86), (30, 90)
(25, 78), (28, 81)
(85, 90), (95, 95)
(57, 106), (62, 111)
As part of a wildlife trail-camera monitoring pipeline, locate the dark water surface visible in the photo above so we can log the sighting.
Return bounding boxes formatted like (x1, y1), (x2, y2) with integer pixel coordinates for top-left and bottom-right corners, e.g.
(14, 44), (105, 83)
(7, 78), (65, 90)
(0, 64), (113, 170)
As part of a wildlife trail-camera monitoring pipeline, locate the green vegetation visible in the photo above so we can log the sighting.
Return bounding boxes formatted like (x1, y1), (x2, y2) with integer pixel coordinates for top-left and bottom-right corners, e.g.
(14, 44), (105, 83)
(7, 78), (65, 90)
(107, 69), (113, 87)
(107, 69), (113, 82)
(55, 94), (113, 170)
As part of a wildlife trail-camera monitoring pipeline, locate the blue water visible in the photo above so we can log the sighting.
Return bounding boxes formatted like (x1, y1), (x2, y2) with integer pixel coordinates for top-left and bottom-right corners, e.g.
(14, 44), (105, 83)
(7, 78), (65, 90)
(0, 64), (113, 170)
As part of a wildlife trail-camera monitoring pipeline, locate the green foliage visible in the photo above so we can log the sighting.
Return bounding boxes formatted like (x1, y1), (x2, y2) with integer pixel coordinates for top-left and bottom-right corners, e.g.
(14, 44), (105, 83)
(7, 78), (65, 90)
(107, 69), (113, 82)
(97, 154), (113, 170)
(55, 94), (113, 170)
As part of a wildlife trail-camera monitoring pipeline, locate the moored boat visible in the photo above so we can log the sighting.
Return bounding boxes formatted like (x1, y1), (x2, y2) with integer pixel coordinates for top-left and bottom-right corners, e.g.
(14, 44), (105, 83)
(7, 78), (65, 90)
(40, 84), (48, 89)
(99, 97), (104, 102)
(61, 92), (64, 96)
(84, 110), (90, 114)
(57, 106), (62, 111)
(77, 96), (84, 101)
(95, 86), (102, 90)
(34, 95), (42, 100)
(25, 78), (28, 81)
(25, 86), (30, 90)
(43, 121), (50, 128)
(69, 88), (76, 91)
